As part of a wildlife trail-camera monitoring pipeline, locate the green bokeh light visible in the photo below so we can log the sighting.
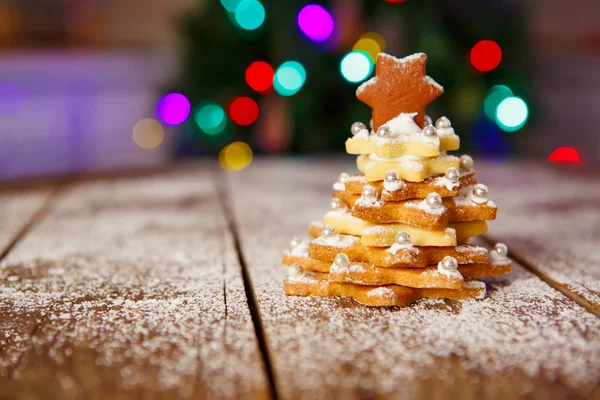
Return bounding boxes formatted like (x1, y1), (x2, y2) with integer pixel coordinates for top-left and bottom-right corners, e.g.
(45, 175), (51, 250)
(195, 103), (227, 135)
(484, 85), (513, 120)
(274, 61), (306, 96)
(496, 96), (529, 132)
(234, 0), (265, 31)
(340, 51), (374, 83)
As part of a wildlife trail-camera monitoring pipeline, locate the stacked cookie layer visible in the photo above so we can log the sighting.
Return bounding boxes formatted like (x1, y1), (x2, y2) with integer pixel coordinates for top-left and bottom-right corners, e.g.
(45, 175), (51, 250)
(281, 52), (511, 307)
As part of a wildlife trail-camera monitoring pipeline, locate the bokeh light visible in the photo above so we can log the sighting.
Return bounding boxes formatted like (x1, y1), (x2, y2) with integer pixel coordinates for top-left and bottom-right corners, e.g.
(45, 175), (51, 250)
(297, 4), (335, 42)
(496, 96), (528, 132)
(0, 81), (27, 115)
(483, 85), (513, 120)
(548, 147), (581, 164)
(157, 93), (190, 125)
(470, 40), (502, 72)
(274, 61), (306, 96)
(219, 142), (253, 171)
(353, 32), (385, 62)
(132, 118), (164, 149)
(230, 97), (259, 126)
(220, 0), (242, 12)
(195, 102), (227, 135)
(234, 0), (265, 31)
(246, 61), (275, 92)
(340, 51), (374, 83)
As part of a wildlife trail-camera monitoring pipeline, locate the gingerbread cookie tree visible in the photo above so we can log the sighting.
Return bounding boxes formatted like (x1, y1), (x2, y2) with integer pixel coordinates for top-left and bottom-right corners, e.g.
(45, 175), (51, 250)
(282, 53), (510, 307)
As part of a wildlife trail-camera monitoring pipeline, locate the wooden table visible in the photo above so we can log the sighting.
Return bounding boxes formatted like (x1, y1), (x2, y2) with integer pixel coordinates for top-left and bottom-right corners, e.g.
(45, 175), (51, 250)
(1, 159), (599, 400)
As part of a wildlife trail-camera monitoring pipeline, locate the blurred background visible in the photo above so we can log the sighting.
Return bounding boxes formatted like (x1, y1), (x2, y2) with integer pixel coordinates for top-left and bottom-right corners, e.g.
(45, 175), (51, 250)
(0, 0), (598, 180)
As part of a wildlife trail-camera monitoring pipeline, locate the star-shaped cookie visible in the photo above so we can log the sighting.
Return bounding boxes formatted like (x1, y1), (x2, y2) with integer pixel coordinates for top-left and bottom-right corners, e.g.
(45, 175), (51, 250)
(356, 53), (443, 130)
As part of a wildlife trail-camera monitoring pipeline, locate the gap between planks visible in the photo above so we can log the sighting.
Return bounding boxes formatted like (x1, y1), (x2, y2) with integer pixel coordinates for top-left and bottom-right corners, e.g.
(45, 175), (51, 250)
(481, 234), (600, 319)
(212, 169), (280, 400)
(0, 182), (63, 364)
(0, 183), (64, 263)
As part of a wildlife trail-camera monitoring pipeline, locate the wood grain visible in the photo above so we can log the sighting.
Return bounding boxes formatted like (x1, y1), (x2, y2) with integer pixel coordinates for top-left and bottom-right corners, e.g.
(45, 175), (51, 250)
(227, 159), (600, 400)
(476, 162), (600, 313)
(0, 166), (269, 399)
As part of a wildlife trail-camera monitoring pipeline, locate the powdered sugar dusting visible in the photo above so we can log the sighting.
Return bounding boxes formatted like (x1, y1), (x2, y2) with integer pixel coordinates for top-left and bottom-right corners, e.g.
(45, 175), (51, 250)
(313, 234), (359, 249)
(0, 170), (267, 398)
(228, 160), (600, 399)
(404, 199), (447, 215)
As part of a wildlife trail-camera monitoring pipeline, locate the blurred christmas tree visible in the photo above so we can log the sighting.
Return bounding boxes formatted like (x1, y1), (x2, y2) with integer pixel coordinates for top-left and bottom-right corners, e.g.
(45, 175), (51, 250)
(165, 0), (529, 157)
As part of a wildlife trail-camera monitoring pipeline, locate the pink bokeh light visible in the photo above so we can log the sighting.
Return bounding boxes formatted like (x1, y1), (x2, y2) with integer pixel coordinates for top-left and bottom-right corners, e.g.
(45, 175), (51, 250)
(157, 93), (191, 125)
(297, 4), (335, 42)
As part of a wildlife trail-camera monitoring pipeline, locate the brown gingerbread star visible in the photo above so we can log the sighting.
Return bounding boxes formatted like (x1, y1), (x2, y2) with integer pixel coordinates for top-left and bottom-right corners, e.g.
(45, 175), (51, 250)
(356, 53), (443, 130)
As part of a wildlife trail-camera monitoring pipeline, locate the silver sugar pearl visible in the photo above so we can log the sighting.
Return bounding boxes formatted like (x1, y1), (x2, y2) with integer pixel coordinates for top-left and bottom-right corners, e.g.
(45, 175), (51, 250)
(339, 172), (350, 183)
(445, 167), (460, 183)
(361, 184), (377, 199)
(321, 224), (336, 238)
(426, 192), (443, 209)
(289, 237), (302, 250)
(460, 155), (474, 171)
(289, 264), (304, 278)
(473, 184), (489, 200)
(494, 243), (508, 257)
(334, 253), (350, 268)
(395, 232), (411, 245)
(330, 198), (346, 211)
(441, 256), (458, 271)
(351, 122), (367, 136)
(422, 124), (437, 138)
(435, 116), (451, 129)
(384, 170), (398, 183)
(376, 124), (391, 139)
(424, 115), (433, 126)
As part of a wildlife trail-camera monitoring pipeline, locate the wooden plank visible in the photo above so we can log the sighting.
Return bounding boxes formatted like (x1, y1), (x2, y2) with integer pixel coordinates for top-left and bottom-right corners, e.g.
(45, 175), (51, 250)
(0, 185), (57, 259)
(227, 159), (600, 400)
(476, 162), (600, 313)
(0, 166), (269, 399)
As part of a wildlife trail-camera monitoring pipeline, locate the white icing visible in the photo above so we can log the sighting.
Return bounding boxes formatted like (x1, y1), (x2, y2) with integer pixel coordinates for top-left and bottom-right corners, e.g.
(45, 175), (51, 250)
(290, 240), (310, 256)
(490, 249), (508, 264)
(437, 261), (463, 280)
(313, 234), (359, 248)
(401, 160), (425, 172)
(354, 128), (370, 140)
(468, 188), (489, 204)
(321, 233), (341, 246)
(438, 176), (460, 191)
(333, 182), (345, 191)
(386, 242), (414, 255)
(386, 112), (421, 135)
(369, 154), (429, 162)
(374, 112), (439, 146)
(383, 179), (404, 192)
(436, 127), (456, 137)
(404, 199), (446, 215)
(355, 196), (380, 207)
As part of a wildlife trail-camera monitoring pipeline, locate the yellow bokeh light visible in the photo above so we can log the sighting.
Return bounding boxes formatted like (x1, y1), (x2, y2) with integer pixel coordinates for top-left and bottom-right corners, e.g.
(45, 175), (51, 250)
(219, 142), (253, 171)
(132, 118), (164, 149)
(353, 32), (386, 62)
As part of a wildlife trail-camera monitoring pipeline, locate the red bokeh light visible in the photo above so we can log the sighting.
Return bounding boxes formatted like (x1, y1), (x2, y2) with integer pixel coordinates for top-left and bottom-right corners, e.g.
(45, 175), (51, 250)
(470, 40), (502, 72)
(548, 146), (581, 163)
(230, 97), (259, 126)
(245, 61), (275, 93)
(385, 0), (406, 3)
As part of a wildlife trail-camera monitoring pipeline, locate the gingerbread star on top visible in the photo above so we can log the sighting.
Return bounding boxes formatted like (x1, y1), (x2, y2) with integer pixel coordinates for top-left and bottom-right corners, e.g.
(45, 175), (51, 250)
(356, 53), (443, 130)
